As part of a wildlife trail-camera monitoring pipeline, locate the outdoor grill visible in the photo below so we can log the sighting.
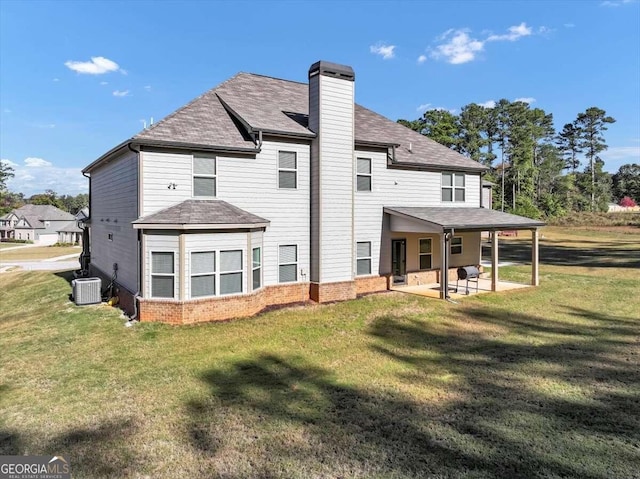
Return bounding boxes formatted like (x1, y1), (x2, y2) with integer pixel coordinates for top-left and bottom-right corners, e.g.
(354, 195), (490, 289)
(456, 266), (480, 295)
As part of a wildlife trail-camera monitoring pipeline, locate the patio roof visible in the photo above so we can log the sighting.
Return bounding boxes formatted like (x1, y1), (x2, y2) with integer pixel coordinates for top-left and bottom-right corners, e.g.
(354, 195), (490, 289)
(384, 206), (545, 232)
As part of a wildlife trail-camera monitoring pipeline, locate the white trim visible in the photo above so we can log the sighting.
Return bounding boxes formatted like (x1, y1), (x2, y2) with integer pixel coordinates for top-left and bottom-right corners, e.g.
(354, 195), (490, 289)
(277, 150), (298, 189)
(251, 246), (262, 291)
(189, 250), (216, 299)
(219, 249), (244, 296)
(133, 222), (269, 230)
(192, 154), (217, 198)
(451, 236), (463, 255)
(441, 172), (466, 203)
(356, 241), (372, 276)
(150, 250), (176, 299)
(356, 157), (372, 192)
(278, 243), (298, 283)
(418, 237), (433, 270)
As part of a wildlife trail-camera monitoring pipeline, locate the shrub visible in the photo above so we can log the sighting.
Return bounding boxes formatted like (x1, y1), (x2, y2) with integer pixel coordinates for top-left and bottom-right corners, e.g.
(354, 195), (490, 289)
(619, 196), (638, 207)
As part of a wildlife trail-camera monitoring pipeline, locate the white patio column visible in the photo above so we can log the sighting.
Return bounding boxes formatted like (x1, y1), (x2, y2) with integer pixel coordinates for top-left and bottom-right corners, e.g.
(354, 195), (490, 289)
(531, 228), (539, 286)
(491, 231), (498, 291)
(440, 233), (447, 299)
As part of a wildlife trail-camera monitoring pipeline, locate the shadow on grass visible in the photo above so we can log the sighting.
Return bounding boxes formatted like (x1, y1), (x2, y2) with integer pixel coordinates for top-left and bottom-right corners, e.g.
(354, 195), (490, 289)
(482, 241), (640, 269)
(0, 419), (139, 477)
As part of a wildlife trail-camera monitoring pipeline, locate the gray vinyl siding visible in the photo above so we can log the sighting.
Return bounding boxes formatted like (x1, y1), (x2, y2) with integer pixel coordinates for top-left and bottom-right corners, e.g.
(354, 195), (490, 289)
(138, 142), (309, 290)
(355, 148), (481, 276)
(310, 74), (355, 284)
(309, 74), (321, 282)
(217, 140), (310, 287)
(141, 150), (195, 216)
(90, 149), (139, 292)
(144, 231), (180, 298)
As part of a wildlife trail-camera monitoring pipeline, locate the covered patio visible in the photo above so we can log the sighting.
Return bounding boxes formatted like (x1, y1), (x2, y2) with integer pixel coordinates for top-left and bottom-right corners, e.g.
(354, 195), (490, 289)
(383, 206), (545, 300)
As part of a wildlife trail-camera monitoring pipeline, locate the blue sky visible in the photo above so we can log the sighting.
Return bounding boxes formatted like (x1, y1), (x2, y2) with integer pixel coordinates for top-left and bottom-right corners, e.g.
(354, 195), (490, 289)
(1, 0), (639, 196)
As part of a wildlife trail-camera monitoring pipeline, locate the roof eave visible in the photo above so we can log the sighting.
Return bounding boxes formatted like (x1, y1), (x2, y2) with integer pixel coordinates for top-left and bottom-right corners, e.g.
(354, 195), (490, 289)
(133, 222), (270, 230)
(388, 161), (488, 173)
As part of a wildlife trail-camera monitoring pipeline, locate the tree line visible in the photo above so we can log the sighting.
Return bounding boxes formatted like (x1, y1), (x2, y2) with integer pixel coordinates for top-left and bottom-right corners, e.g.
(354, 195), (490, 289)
(399, 100), (639, 217)
(0, 164), (88, 216)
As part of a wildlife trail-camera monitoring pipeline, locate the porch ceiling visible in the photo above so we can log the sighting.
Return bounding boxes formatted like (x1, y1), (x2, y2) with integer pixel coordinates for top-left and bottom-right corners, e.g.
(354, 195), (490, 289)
(384, 206), (545, 232)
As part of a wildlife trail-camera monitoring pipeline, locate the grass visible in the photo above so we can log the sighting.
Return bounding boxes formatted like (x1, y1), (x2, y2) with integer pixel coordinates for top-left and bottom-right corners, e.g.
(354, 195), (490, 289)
(0, 243), (26, 249)
(0, 245), (81, 261)
(1, 227), (639, 478)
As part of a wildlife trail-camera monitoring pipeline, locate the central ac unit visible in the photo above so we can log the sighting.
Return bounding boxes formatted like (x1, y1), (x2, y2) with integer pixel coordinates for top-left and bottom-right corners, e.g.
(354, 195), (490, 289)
(72, 277), (102, 306)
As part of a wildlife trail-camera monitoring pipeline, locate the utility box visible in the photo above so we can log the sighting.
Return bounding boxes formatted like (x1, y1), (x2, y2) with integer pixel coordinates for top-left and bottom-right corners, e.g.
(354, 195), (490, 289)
(72, 277), (102, 306)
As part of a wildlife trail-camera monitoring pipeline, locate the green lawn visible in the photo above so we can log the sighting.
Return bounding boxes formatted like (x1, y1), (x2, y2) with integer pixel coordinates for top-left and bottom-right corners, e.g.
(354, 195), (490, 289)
(1, 227), (639, 478)
(0, 242), (27, 249)
(0, 245), (80, 261)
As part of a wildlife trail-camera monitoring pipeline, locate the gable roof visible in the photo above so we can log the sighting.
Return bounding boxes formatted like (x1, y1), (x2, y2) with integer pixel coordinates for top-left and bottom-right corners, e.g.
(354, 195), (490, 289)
(132, 199), (269, 230)
(57, 221), (82, 233)
(11, 204), (75, 222)
(85, 67), (486, 173)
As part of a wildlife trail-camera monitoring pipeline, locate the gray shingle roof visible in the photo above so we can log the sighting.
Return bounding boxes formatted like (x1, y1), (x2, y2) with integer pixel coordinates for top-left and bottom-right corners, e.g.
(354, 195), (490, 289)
(57, 221), (82, 233)
(122, 71), (484, 172)
(384, 206), (545, 231)
(12, 204), (75, 221)
(132, 200), (269, 229)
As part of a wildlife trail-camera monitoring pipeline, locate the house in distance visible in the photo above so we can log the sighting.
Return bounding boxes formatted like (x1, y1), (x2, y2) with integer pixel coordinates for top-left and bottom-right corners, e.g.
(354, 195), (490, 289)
(82, 61), (543, 324)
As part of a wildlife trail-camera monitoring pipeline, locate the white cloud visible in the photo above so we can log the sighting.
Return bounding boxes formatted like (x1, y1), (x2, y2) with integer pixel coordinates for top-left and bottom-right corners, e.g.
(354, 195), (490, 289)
(431, 22), (540, 64)
(431, 29), (484, 64)
(487, 22), (533, 42)
(100, 81), (108, 85)
(64, 56), (122, 75)
(416, 103), (431, 112)
(1, 158), (18, 168)
(514, 97), (536, 103)
(564, 23), (576, 28)
(601, 0), (634, 6)
(370, 43), (396, 60)
(25, 157), (53, 167)
(52, 78), (60, 82)
(3, 157), (87, 195)
(112, 90), (130, 97)
(600, 146), (640, 160)
(417, 54), (427, 64)
(144, 85), (152, 91)
(478, 100), (496, 108)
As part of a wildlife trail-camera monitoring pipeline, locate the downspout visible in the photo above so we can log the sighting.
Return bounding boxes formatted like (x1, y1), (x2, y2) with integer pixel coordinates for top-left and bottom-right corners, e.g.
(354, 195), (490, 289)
(442, 228), (454, 301)
(80, 171), (91, 273)
(128, 142), (142, 320)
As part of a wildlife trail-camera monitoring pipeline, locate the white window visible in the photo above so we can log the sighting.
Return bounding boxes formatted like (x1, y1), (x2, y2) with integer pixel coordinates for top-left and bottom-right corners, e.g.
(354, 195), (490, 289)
(252, 247), (261, 290)
(356, 158), (372, 192)
(356, 241), (372, 275)
(219, 250), (243, 295)
(419, 238), (432, 270)
(191, 251), (215, 298)
(451, 237), (463, 255)
(278, 151), (297, 189)
(442, 173), (465, 202)
(151, 252), (175, 298)
(193, 156), (216, 197)
(279, 245), (297, 283)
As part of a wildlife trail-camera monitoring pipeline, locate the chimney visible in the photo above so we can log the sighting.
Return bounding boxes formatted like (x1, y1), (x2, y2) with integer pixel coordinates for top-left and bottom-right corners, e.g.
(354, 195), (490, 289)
(308, 61), (357, 302)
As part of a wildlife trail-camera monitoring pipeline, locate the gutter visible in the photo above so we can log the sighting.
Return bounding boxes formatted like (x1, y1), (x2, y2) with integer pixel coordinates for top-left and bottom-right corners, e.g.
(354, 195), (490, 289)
(387, 161), (488, 174)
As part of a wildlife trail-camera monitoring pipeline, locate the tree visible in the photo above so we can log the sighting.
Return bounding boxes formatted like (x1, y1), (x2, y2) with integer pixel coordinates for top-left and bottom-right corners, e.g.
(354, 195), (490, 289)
(419, 109), (460, 149)
(457, 104), (488, 163)
(0, 161), (14, 191)
(556, 123), (582, 173)
(396, 118), (425, 134)
(29, 189), (63, 208)
(612, 163), (640, 202)
(574, 107), (616, 211)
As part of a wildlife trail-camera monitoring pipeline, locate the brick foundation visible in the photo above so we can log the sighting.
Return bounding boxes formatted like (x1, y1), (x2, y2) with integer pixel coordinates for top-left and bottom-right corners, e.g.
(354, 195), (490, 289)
(355, 275), (389, 295)
(309, 280), (357, 303)
(139, 282), (310, 325)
